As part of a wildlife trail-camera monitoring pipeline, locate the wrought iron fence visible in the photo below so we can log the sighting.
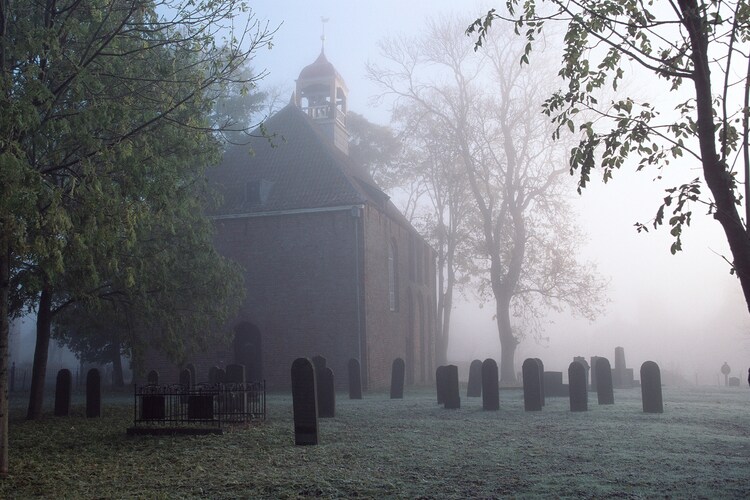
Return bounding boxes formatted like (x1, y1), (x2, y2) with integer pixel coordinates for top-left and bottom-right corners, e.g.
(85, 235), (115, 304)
(130, 381), (266, 434)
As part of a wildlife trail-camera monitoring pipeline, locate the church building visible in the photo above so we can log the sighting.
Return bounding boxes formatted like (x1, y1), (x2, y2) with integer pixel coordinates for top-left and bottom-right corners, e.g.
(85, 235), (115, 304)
(146, 49), (437, 390)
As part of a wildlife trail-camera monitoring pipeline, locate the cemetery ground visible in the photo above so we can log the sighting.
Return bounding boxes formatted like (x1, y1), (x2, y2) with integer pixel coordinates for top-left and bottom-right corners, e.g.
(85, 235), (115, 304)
(2, 385), (749, 498)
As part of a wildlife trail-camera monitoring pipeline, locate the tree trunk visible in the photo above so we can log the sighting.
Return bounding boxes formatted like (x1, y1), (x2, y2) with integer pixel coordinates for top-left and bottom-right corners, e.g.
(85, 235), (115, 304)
(26, 287), (52, 420)
(495, 291), (518, 384)
(111, 340), (124, 388)
(679, 1), (750, 315)
(0, 241), (10, 476)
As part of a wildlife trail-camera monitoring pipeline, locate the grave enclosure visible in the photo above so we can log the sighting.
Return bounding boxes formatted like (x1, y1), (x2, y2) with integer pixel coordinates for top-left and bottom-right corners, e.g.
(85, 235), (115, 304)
(128, 365), (266, 435)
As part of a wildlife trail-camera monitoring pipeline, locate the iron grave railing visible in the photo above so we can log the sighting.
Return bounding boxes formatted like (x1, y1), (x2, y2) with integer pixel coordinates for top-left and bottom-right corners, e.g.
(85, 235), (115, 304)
(128, 381), (266, 435)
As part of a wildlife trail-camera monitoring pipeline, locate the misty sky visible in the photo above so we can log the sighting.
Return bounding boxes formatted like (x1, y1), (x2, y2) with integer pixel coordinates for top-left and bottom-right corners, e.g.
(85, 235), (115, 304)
(242, 1), (750, 386)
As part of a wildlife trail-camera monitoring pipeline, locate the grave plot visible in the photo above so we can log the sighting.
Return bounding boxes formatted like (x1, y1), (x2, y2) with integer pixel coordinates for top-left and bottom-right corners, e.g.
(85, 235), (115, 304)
(127, 380), (266, 435)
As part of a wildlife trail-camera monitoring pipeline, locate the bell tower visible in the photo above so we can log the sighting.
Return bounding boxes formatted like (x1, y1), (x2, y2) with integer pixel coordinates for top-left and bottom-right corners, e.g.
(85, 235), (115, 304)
(294, 26), (349, 154)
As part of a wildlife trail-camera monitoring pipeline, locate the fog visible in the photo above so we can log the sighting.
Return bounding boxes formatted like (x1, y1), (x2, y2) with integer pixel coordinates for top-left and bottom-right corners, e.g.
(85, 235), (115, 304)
(11, 2), (747, 388)
(242, 1), (750, 386)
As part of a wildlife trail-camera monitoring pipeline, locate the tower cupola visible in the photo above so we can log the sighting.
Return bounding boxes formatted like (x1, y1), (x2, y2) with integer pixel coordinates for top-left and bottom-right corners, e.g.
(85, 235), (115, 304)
(295, 48), (349, 154)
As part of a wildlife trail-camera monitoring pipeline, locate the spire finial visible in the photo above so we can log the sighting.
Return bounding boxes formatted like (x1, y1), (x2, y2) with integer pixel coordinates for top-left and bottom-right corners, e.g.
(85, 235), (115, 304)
(321, 17), (329, 53)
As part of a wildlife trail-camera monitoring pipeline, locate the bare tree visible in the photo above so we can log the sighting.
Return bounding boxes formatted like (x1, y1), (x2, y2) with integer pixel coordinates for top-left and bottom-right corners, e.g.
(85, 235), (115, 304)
(370, 16), (606, 382)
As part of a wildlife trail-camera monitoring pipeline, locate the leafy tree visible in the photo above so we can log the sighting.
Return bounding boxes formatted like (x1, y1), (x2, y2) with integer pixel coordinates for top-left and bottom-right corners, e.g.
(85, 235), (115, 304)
(0, 0), (273, 475)
(371, 16), (606, 382)
(468, 1), (750, 315)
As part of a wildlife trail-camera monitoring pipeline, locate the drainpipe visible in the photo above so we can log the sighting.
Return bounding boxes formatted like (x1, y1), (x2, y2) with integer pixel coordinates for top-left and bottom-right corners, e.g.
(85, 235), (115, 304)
(351, 205), (365, 389)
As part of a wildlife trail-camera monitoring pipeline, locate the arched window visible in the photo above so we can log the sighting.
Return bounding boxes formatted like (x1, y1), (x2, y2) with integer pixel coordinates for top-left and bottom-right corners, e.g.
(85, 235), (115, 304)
(388, 240), (398, 311)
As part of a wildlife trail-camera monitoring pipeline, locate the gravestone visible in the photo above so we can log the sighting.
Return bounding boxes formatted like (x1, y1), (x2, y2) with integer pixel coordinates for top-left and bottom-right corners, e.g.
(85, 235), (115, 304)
(467, 359), (483, 397)
(86, 368), (102, 418)
(140, 394), (165, 420)
(186, 363), (197, 387)
(187, 394), (214, 420)
(590, 356), (602, 392)
(146, 369), (159, 385)
(54, 369), (72, 417)
(573, 356), (590, 388)
(535, 358), (545, 406)
(640, 361), (663, 413)
(728, 377), (740, 387)
(225, 363), (247, 413)
(595, 357), (614, 405)
(481, 359), (499, 411)
(318, 367), (336, 418)
(208, 366), (220, 384)
(225, 363), (246, 384)
(216, 368), (226, 384)
(568, 361), (588, 412)
(522, 358), (542, 411)
(347, 358), (362, 400)
(444, 365), (460, 409)
(291, 358), (318, 445)
(390, 358), (405, 399)
(179, 368), (191, 388)
(312, 355), (327, 411)
(543, 371), (566, 397)
(435, 366), (447, 404)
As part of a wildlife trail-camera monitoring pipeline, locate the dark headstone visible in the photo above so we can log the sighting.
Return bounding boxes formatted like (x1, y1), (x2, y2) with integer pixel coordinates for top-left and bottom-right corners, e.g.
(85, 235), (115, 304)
(140, 395), (165, 420)
(312, 355), (327, 410)
(187, 395), (214, 420)
(86, 368), (102, 418)
(640, 361), (663, 413)
(54, 369), (72, 417)
(208, 366), (220, 384)
(543, 371), (566, 397)
(444, 365), (461, 409)
(291, 358), (318, 445)
(186, 363), (197, 387)
(568, 361), (588, 412)
(390, 358), (405, 399)
(535, 358), (545, 406)
(179, 368), (191, 388)
(595, 357), (614, 405)
(146, 369), (159, 385)
(435, 366), (447, 404)
(522, 359), (542, 411)
(590, 356), (602, 392)
(347, 358), (362, 399)
(318, 367), (335, 418)
(216, 368), (226, 384)
(311, 355), (327, 375)
(225, 363), (247, 412)
(613, 346), (632, 388)
(573, 356), (590, 387)
(481, 359), (499, 411)
(225, 363), (246, 384)
(467, 359), (482, 397)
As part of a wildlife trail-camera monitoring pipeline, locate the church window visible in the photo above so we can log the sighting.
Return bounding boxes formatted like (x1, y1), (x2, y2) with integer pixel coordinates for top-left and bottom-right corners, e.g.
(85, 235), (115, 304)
(389, 240), (398, 311)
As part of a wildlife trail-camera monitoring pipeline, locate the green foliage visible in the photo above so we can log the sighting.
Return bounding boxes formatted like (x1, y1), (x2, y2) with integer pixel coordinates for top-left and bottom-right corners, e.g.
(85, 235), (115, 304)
(1, 0), (269, 354)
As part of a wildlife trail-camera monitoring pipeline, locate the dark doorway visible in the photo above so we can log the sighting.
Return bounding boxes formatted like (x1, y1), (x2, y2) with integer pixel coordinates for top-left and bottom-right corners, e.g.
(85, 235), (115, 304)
(234, 322), (263, 382)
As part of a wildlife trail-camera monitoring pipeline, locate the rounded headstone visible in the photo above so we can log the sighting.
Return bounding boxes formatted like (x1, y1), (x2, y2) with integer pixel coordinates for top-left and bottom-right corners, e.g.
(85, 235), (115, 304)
(595, 357), (614, 405)
(522, 358), (542, 411)
(390, 358), (405, 399)
(481, 359), (499, 411)
(568, 361), (588, 412)
(640, 361), (663, 413)
(348, 358), (362, 399)
(291, 358), (318, 445)
(467, 359), (483, 397)
(86, 368), (102, 418)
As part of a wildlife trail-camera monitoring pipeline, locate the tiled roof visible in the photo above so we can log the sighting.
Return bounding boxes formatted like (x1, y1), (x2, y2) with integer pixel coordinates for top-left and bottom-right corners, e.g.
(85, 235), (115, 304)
(208, 104), (396, 217)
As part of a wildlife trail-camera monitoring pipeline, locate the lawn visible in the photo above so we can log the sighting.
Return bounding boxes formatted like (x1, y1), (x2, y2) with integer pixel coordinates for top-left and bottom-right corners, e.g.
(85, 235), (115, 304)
(1, 385), (749, 498)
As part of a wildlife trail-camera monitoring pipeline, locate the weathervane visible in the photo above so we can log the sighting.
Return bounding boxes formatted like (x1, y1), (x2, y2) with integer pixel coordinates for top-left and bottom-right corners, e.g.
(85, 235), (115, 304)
(321, 16), (330, 52)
